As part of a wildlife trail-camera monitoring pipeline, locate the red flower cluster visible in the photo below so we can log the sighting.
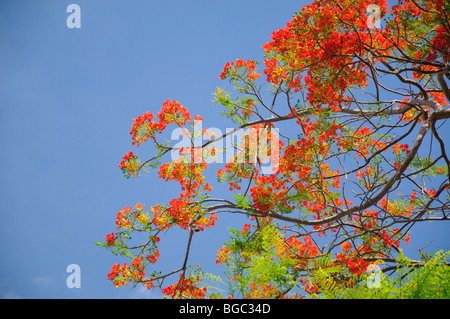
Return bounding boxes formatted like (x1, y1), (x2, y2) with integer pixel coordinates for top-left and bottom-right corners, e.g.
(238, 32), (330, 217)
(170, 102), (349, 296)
(219, 62), (233, 80)
(340, 242), (352, 252)
(107, 263), (128, 287)
(250, 175), (289, 214)
(156, 99), (191, 129)
(242, 224), (251, 234)
(263, 57), (285, 85)
(146, 249), (160, 264)
(352, 209), (379, 230)
(129, 112), (157, 146)
(429, 26), (450, 62)
(379, 229), (400, 248)
(156, 159), (217, 231)
(129, 99), (192, 147)
(107, 263), (121, 281)
(105, 233), (116, 246)
(219, 58), (261, 81)
(393, 143), (410, 155)
(129, 255), (146, 281)
(161, 274), (207, 299)
(215, 247), (230, 264)
(107, 255), (153, 289)
(284, 235), (320, 265)
(118, 152), (140, 177)
(336, 253), (369, 275)
(260, 0), (396, 110)
(115, 205), (133, 230)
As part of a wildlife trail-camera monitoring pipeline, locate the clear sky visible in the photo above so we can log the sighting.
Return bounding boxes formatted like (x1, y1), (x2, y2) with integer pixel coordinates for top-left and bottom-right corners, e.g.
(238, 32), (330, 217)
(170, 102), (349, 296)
(0, 0), (448, 299)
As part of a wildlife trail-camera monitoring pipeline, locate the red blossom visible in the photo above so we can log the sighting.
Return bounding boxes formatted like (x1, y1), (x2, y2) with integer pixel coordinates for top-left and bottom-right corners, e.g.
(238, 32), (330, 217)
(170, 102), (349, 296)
(105, 233), (116, 246)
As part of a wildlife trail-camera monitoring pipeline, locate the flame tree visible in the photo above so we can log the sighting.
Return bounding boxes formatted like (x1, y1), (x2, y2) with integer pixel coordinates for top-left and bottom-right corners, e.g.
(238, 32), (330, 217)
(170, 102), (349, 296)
(98, 0), (450, 298)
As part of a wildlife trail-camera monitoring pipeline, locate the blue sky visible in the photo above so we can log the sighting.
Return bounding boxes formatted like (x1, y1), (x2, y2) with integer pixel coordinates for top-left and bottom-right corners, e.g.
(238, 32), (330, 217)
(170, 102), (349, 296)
(0, 0), (448, 299)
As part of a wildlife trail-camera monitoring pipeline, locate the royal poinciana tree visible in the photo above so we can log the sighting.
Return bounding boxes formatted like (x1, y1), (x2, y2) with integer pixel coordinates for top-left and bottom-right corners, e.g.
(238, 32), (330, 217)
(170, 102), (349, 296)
(98, 0), (450, 298)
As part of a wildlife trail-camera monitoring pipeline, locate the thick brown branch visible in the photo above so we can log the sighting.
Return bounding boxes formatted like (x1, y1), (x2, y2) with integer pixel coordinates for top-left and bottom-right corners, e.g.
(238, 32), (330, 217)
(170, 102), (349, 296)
(437, 72), (450, 103)
(270, 107), (450, 226)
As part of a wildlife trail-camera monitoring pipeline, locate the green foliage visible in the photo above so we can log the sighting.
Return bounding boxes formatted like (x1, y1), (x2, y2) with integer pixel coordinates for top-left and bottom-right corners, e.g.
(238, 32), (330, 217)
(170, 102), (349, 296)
(213, 87), (256, 125)
(233, 193), (252, 210)
(313, 250), (450, 299)
(210, 223), (300, 298)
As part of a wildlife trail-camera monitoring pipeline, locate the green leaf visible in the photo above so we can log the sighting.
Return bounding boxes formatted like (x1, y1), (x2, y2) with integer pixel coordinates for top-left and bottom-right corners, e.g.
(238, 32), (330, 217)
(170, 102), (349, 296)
(233, 193), (251, 209)
(95, 241), (105, 248)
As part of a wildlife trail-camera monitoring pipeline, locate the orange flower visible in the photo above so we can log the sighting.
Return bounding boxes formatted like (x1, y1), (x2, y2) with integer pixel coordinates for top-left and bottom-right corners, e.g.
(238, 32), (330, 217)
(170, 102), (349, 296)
(106, 233), (116, 246)
(379, 196), (388, 209)
(247, 72), (261, 81)
(404, 234), (411, 246)
(426, 188), (436, 197)
(340, 242), (352, 252)
(409, 190), (417, 203)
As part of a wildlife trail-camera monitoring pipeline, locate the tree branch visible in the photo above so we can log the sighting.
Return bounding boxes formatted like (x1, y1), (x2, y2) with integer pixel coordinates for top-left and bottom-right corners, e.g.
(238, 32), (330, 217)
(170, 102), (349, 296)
(269, 107), (450, 226)
(437, 72), (450, 103)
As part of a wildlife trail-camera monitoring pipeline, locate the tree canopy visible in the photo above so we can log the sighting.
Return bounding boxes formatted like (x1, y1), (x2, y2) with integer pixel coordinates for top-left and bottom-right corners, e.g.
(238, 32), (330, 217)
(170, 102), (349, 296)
(98, 0), (450, 298)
